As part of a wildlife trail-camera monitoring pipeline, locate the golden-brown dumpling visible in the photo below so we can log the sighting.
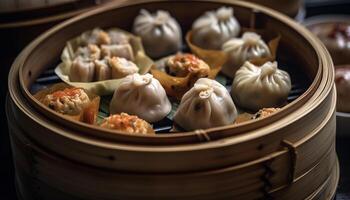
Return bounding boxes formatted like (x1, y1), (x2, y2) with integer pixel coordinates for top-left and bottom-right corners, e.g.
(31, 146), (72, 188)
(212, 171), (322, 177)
(100, 113), (155, 135)
(166, 53), (210, 77)
(42, 87), (90, 115)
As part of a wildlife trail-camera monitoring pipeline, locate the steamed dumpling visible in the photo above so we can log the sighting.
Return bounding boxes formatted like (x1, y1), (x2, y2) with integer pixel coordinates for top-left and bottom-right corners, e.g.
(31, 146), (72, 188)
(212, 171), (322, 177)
(110, 73), (171, 122)
(70, 57), (95, 82)
(108, 57), (139, 79)
(174, 78), (237, 131)
(75, 44), (101, 60)
(42, 87), (91, 115)
(191, 7), (240, 50)
(100, 113), (155, 135)
(101, 44), (134, 61)
(94, 58), (111, 81)
(231, 61), (291, 111)
(166, 53), (210, 77)
(222, 32), (271, 78)
(133, 9), (182, 58)
(80, 28), (111, 46)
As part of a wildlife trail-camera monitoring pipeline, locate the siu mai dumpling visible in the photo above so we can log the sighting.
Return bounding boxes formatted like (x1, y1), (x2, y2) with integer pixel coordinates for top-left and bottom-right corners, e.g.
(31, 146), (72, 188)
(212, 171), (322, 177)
(42, 87), (91, 115)
(191, 7), (240, 50)
(75, 44), (101, 60)
(100, 44), (134, 61)
(69, 56), (95, 82)
(166, 53), (210, 77)
(110, 73), (171, 122)
(231, 61), (291, 111)
(107, 30), (130, 45)
(222, 32), (271, 78)
(94, 58), (111, 81)
(80, 28), (111, 46)
(100, 113), (155, 135)
(174, 78), (237, 131)
(133, 9), (182, 58)
(35, 84), (100, 124)
(108, 57), (139, 79)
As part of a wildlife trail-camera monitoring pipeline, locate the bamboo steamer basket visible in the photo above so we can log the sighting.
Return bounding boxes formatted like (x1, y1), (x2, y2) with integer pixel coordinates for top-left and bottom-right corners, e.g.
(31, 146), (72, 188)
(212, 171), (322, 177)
(6, 0), (338, 199)
(246, 0), (303, 19)
(0, 0), (116, 64)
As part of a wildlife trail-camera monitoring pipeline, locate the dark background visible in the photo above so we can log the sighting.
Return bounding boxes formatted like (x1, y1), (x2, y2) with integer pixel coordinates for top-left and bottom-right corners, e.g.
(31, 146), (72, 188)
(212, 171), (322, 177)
(1, 0), (350, 199)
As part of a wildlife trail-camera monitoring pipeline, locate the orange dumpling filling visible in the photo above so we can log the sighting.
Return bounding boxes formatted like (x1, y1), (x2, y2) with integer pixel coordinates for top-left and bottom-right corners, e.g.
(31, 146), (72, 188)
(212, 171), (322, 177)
(152, 53), (215, 99)
(100, 113), (155, 135)
(35, 84), (100, 124)
(167, 53), (210, 77)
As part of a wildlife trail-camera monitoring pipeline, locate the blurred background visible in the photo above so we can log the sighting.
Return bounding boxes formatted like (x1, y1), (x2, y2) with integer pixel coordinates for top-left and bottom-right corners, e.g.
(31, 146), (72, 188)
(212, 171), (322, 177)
(1, 0), (350, 199)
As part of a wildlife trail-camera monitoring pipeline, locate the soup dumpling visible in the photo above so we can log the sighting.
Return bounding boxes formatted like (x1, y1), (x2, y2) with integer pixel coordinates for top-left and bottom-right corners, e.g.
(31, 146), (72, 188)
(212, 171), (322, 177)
(133, 9), (182, 58)
(222, 32), (271, 78)
(174, 78), (237, 131)
(191, 7), (240, 50)
(110, 73), (171, 123)
(231, 61), (291, 111)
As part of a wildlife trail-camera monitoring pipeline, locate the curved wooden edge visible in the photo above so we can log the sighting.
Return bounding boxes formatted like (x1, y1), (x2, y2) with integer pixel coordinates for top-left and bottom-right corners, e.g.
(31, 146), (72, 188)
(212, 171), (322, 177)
(9, 0), (335, 146)
(0, 1), (121, 28)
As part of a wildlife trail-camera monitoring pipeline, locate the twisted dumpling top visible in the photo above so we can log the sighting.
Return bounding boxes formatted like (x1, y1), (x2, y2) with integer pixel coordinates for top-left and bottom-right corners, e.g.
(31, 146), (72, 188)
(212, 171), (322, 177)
(231, 61), (291, 111)
(191, 7), (240, 50)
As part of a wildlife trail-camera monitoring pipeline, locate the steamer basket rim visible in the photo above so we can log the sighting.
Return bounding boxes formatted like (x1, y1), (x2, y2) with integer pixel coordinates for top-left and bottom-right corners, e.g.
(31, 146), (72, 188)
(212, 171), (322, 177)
(9, 0), (335, 146)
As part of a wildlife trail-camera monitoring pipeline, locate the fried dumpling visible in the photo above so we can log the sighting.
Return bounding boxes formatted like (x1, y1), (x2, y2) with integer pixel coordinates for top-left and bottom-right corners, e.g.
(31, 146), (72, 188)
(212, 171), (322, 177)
(231, 61), (291, 111)
(222, 32), (271, 78)
(133, 9), (182, 58)
(110, 73), (171, 123)
(100, 113), (155, 135)
(191, 7), (240, 50)
(174, 78), (237, 131)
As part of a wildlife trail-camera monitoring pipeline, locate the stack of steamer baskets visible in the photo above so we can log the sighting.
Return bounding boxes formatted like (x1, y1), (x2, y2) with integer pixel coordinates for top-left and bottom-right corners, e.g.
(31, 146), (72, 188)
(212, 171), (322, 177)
(6, 0), (337, 200)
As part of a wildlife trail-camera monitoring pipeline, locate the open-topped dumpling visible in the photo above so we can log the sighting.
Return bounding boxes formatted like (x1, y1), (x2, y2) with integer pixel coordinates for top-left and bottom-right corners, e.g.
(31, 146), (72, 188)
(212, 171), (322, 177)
(34, 83), (100, 124)
(100, 113), (155, 135)
(152, 53), (218, 99)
